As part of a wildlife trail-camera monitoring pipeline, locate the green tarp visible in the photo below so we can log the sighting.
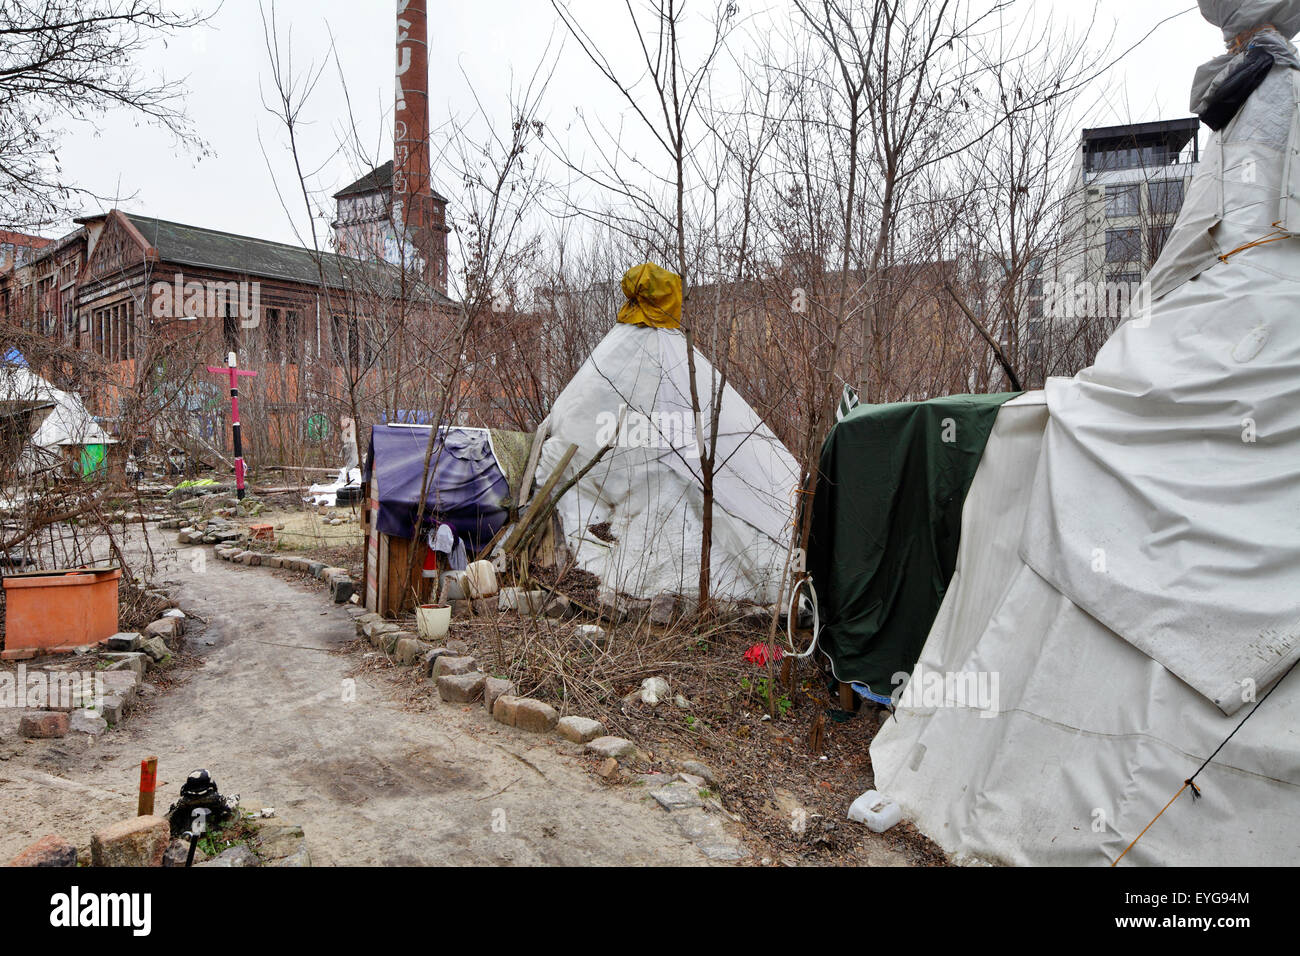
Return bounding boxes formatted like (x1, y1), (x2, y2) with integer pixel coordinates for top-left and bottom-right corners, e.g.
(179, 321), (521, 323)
(79, 443), (106, 477)
(807, 393), (1019, 702)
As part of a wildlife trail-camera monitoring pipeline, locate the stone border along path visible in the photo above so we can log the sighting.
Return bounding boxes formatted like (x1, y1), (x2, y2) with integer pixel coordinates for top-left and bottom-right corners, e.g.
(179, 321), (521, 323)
(1, 529), (719, 866)
(2, 621), (182, 744)
(198, 531), (751, 864)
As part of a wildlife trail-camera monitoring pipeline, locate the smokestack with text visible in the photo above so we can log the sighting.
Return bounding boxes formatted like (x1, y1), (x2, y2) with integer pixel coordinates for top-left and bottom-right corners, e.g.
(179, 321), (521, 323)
(394, 0), (436, 284)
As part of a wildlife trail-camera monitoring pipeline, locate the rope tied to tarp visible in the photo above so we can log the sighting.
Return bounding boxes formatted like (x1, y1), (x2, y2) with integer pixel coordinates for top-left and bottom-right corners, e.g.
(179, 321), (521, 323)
(1230, 22), (1278, 52)
(1217, 221), (1291, 262)
(1111, 654), (1300, 866)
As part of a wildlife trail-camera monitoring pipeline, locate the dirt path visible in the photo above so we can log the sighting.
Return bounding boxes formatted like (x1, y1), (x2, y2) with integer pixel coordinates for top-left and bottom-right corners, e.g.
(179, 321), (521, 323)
(0, 533), (718, 866)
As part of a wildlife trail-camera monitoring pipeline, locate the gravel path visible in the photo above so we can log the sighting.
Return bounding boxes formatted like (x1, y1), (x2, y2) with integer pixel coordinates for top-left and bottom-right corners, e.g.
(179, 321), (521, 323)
(0, 531), (718, 866)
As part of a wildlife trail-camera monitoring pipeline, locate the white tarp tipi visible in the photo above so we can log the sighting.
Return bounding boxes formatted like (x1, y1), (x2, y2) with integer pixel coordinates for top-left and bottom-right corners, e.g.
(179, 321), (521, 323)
(0, 358), (113, 474)
(534, 264), (800, 603)
(1022, 0), (1300, 715)
(870, 1), (1300, 865)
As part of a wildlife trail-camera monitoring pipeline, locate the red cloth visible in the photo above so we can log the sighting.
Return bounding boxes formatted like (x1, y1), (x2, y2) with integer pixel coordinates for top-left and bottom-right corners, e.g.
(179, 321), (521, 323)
(744, 642), (783, 666)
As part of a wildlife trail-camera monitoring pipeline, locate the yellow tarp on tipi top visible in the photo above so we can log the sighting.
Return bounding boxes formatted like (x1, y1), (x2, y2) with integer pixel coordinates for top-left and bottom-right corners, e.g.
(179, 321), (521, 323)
(616, 262), (682, 329)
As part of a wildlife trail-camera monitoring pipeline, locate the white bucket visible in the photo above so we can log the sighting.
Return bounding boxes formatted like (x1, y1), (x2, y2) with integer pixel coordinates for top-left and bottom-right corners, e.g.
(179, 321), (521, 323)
(416, 604), (451, 640)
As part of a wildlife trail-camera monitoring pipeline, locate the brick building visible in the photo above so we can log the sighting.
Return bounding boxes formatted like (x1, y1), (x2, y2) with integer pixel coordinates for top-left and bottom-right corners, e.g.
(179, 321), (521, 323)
(0, 229), (51, 272)
(1, 208), (456, 463)
(332, 160), (450, 294)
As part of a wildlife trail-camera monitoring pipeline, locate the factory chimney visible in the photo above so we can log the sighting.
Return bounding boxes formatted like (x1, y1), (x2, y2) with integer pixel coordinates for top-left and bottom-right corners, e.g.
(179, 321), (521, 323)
(394, 0), (439, 286)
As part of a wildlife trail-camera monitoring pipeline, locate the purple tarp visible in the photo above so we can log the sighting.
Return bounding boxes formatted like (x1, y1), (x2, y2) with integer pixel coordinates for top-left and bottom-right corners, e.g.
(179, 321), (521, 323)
(364, 425), (509, 552)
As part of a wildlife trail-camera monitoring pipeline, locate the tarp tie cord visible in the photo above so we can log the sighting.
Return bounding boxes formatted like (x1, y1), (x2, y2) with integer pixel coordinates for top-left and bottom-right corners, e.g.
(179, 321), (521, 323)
(1230, 23), (1277, 53)
(1110, 782), (1193, 868)
(1217, 221), (1289, 262)
(1110, 654), (1300, 867)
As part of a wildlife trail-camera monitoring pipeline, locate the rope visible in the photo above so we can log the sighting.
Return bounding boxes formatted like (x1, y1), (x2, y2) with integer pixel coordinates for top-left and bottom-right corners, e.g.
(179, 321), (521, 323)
(1111, 782), (1194, 868)
(784, 574), (820, 659)
(1111, 655), (1300, 866)
(1217, 221), (1290, 263)
(1186, 656), (1299, 792)
(1230, 23), (1276, 54)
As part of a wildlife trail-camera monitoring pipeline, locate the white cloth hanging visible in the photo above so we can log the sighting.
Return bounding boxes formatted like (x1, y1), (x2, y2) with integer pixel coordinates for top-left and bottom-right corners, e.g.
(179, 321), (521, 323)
(428, 523), (468, 572)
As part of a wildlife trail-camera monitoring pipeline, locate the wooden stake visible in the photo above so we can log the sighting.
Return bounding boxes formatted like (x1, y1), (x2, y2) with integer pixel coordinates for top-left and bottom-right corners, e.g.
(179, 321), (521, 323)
(808, 705), (826, 755)
(503, 443), (576, 555)
(137, 756), (158, 816)
(512, 441), (616, 557)
(515, 417), (550, 516)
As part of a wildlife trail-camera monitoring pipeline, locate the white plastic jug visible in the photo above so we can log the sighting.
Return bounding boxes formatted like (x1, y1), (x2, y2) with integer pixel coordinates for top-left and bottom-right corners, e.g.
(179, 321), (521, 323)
(847, 789), (902, 833)
(464, 559), (499, 599)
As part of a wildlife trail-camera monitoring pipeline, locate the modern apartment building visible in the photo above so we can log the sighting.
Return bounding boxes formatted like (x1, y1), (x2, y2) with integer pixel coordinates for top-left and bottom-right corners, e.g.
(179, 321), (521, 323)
(1066, 117), (1201, 298)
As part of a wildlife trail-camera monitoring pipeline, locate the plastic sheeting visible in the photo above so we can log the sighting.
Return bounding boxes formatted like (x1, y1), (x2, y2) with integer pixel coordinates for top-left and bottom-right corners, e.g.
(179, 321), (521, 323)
(1022, 19), (1300, 716)
(364, 424), (509, 552)
(807, 393), (1017, 698)
(616, 262), (683, 330)
(870, 395), (1300, 866)
(536, 322), (799, 602)
(0, 363), (114, 475)
(1158, 25), (1300, 299)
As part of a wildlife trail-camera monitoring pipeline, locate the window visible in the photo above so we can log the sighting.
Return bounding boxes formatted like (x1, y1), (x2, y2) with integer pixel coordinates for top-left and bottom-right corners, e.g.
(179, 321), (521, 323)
(331, 315), (360, 366)
(125, 301), (136, 360)
(223, 304), (239, 354)
(1106, 184), (1139, 218)
(283, 310), (301, 363)
(264, 307), (282, 362)
(1088, 144), (1170, 173)
(88, 302), (136, 360)
(1106, 228), (1141, 263)
(1149, 179), (1185, 215)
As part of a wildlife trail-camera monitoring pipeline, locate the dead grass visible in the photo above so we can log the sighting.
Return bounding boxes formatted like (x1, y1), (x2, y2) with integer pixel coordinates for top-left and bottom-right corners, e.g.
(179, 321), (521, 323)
(435, 604), (948, 866)
(250, 499), (948, 865)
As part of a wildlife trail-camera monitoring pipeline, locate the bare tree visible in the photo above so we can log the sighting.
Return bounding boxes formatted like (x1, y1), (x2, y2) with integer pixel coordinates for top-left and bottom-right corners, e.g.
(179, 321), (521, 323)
(0, 0), (209, 229)
(552, 0), (742, 612)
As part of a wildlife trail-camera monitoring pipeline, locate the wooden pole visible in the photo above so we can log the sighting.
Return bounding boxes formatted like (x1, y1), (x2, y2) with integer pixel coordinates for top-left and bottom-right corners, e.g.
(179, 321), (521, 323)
(137, 756), (158, 816)
(502, 443), (576, 555)
(515, 418), (550, 516)
(206, 353), (258, 500)
(512, 441), (617, 557)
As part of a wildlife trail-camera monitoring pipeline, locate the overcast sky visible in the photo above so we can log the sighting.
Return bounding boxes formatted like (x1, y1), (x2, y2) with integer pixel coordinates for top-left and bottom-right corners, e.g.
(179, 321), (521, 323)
(51, 0), (1214, 247)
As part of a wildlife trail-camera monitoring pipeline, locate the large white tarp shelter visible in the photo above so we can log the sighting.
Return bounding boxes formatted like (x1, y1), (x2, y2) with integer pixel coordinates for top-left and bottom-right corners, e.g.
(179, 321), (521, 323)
(1023, 6), (1300, 715)
(535, 274), (799, 602)
(870, 2), (1300, 865)
(870, 395), (1300, 865)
